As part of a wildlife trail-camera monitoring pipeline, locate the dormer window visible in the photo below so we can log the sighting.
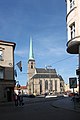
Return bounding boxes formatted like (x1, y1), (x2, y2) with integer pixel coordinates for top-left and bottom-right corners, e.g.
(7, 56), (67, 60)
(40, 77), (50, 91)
(70, 0), (75, 9)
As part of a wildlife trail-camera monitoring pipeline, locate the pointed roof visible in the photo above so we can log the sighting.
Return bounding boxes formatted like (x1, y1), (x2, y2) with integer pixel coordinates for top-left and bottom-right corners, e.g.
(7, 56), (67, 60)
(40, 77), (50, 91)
(29, 36), (34, 60)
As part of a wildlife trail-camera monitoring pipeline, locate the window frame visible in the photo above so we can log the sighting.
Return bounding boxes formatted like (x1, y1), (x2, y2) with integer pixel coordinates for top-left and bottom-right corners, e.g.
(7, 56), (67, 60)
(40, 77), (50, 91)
(70, 0), (75, 10)
(0, 67), (4, 79)
(55, 80), (57, 91)
(0, 49), (3, 60)
(69, 22), (75, 39)
(50, 80), (53, 91)
(31, 62), (33, 69)
(45, 80), (48, 91)
(40, 80), (42, 94)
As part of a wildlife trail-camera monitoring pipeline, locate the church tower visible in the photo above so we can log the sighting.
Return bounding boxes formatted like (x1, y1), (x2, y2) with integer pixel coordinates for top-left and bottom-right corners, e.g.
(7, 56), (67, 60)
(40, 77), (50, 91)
(27, 37), (36, 80)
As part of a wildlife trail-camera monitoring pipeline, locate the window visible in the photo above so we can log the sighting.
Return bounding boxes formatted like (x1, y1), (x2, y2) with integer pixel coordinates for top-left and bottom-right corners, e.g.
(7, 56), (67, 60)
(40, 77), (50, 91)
(40, 80), (42, 94)
(70, 22), (75, 39)
(45, 80), (48, 91)
(31, 62), (33, 69)
(50, 80), (53, 91)
(70, 0), (75, 9)
(0, 50), (3, 60)
(0, 68), (4, 79)
(55, 80), (57, 91)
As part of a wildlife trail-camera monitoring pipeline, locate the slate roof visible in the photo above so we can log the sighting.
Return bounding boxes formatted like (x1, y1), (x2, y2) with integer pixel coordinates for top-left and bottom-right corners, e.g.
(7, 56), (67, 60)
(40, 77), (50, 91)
(32, 74), (59, 79)
(36, 68), (57, 74)
(31, 68), (59, 79)
(58, 75), (64, 81)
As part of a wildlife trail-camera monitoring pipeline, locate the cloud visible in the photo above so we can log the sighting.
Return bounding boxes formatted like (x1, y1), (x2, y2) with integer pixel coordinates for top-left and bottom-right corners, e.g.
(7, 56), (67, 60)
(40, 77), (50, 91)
(48, 47), (66, 56)
(14, 49), (28, 57)
(33, 34), (67, 60)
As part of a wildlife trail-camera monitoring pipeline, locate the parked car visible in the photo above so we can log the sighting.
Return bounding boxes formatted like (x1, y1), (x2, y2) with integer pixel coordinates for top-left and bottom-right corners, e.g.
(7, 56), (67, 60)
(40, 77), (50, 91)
(28, 94), (35, 98)
(21, 94), (29, 97)
(68, 92), (75, 97)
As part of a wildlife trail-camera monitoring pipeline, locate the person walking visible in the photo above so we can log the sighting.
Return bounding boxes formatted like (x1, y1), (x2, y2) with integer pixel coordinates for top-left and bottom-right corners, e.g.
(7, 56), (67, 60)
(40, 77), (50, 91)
(18, 92), (24, 106)
(14, 93), (18, 106)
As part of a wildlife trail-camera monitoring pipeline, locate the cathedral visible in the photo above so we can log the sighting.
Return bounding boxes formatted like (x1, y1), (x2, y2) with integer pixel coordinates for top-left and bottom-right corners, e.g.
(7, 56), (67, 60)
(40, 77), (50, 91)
(27, 37), (64, 95)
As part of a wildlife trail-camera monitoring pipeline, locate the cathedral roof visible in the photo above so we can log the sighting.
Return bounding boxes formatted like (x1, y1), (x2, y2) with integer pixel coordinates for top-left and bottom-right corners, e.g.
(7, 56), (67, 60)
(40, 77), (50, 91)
(31, 68), (59, 79)
(32, 74), (59, 79)
(36, 68), (57, 74)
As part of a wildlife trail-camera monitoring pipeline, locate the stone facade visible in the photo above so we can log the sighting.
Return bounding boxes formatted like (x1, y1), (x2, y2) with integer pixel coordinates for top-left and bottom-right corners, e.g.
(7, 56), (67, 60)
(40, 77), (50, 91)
(0, 40), (16, 102)
(66, 0), (80, 54)
(27, 39), (64, 95)
(65, 0), (80, 94)
(28, 67), (63, 95)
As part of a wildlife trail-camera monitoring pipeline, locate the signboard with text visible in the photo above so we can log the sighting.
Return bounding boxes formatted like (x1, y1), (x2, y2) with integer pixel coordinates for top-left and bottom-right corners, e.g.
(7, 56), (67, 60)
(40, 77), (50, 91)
(69, 77), (77, 88)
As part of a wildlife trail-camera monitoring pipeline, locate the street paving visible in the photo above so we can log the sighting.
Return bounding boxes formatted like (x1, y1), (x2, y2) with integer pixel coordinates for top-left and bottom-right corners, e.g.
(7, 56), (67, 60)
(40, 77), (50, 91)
(0, 97), (80, 120)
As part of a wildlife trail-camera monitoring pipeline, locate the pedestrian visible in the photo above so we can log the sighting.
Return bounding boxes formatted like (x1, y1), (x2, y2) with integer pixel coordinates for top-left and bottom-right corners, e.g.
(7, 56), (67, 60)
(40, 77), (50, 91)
(14, 93), (18, 106)
(18, 92), (24, 106)
(45, 92), (47, 97)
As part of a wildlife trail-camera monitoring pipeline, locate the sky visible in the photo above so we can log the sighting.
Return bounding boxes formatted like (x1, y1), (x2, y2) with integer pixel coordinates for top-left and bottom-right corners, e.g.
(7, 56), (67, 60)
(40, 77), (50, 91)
(0, 0), (78, 85)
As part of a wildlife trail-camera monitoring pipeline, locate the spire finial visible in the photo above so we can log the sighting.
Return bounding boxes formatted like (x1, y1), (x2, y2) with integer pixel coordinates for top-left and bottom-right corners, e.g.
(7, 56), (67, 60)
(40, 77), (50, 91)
(29, 36), (34, 60)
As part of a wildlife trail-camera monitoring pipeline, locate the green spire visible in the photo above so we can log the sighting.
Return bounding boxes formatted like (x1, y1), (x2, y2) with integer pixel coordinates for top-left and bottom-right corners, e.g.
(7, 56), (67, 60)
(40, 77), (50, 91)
(29, 36), (34, 60)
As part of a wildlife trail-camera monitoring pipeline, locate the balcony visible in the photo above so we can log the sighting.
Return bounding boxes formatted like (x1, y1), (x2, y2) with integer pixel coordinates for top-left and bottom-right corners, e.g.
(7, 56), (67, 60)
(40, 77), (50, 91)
(66, 36), (80, 54)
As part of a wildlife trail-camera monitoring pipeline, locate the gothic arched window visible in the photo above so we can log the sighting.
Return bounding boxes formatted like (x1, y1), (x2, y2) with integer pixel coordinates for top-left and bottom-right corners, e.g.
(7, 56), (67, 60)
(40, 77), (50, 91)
(55, 80), (57, 91)
(50, 80), (53, 91)
(40, 80), (42, 94)
(45, 80), (48, 90)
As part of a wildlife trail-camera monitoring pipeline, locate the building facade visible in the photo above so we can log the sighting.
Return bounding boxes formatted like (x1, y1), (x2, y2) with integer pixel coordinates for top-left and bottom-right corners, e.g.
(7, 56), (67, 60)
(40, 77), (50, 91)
(27, 38), (64, 95)
(65, 0), (80, 94)
(0, 40), (16, 102)
(66, 0), (80, 54)
(14, 86), (28, 95)
(64, 83), (79, 93)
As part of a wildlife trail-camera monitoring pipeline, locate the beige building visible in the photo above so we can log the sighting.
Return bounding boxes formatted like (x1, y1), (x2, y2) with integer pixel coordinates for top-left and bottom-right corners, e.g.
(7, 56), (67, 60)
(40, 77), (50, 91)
(27, 38), (64, 95)
(65, 0), (80, 94)
(14, 86), (28, 95)
(0, 40), (16, 102)
(64, 83), (79, 93)
(66, 0), (80, 54)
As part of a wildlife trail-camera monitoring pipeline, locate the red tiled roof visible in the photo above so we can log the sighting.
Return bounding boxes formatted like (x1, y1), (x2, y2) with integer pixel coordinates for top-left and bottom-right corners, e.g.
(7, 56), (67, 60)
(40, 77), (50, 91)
(20, 86), (27, 89)
(14, 86), (27, 90)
